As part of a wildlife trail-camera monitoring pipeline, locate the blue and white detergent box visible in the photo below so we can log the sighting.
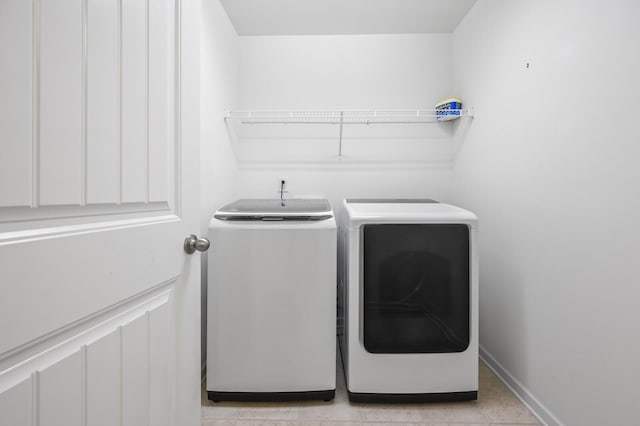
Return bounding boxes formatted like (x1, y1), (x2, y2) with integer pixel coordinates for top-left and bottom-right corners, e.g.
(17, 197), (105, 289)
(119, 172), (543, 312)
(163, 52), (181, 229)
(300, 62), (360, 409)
(435, 97), (462, 121)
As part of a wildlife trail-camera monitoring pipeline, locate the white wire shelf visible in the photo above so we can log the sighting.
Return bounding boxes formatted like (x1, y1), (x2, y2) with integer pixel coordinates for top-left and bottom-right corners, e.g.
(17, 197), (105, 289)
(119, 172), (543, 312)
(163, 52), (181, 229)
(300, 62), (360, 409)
(224, 108), (474, 158)
(224, 109), (473, 124)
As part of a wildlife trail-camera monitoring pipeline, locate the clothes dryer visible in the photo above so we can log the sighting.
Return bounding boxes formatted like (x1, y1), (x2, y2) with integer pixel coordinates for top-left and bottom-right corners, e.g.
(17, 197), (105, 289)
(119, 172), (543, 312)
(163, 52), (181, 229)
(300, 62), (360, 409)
(337, 199), (478, 402)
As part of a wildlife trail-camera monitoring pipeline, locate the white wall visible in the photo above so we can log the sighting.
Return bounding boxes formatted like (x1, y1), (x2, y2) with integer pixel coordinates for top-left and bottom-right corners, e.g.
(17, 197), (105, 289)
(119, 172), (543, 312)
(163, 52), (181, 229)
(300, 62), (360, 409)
(452, 1), (640, 424)
(200, 0), (239, 366)
(232, 34), (458, 205)
(235, 166), (454, 214)
(238, 34), (452, 110)
(201, 0), (239, 223)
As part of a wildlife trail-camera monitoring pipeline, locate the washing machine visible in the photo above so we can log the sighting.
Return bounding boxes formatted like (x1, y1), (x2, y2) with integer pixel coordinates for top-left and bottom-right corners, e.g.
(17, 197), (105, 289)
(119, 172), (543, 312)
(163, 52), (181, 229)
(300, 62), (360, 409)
(337, 199), (478, 402)
(207, 198), (336, 402)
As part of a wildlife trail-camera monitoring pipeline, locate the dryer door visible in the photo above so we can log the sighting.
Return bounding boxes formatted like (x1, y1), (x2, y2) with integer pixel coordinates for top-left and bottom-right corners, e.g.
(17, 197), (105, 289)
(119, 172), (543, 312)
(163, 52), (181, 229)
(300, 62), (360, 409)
(362, 224), (470, 353)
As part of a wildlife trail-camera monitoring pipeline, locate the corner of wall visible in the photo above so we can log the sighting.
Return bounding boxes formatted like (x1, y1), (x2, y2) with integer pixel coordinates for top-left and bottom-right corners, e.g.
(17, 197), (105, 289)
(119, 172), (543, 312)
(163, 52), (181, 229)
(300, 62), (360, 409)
(199, 0), (240, 366)
(480, 346), (562, 426)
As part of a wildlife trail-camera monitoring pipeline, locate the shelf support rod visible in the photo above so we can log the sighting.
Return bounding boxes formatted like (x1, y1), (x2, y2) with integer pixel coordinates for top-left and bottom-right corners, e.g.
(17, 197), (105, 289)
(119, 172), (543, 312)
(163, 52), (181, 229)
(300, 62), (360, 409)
(338, 111), (344, 158)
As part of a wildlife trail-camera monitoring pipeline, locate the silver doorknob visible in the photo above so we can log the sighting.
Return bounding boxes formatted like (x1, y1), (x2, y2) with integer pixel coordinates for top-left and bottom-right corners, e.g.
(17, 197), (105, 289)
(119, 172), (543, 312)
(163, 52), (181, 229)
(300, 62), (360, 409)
(184, 234), (210, 254)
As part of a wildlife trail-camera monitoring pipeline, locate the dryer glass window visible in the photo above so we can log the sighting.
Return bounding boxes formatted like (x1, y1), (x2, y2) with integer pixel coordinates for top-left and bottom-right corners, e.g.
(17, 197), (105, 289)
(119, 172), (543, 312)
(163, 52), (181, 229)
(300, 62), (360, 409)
(362, 224), (470, 353)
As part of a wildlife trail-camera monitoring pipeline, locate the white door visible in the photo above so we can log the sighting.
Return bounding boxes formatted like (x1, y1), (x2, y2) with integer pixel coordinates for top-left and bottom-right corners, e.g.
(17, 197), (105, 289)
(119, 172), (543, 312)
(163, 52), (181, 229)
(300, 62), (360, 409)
(0, 0), (201, 425)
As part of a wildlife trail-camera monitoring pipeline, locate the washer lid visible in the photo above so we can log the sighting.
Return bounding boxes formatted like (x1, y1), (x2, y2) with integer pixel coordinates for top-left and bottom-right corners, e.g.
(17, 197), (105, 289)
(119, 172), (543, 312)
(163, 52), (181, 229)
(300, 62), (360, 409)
(214, 198), (333, 221)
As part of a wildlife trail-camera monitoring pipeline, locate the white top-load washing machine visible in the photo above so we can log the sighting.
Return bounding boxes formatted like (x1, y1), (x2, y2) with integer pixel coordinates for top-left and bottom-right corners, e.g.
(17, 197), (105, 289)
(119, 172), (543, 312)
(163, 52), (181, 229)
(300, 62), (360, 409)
(338, 199), (478, 402)
(207, 199), (336, 402)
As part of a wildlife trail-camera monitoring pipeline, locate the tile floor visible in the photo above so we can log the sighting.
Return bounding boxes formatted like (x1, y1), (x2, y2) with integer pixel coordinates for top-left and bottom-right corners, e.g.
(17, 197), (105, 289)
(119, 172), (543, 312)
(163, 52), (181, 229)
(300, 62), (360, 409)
(201, 357), (541, 426)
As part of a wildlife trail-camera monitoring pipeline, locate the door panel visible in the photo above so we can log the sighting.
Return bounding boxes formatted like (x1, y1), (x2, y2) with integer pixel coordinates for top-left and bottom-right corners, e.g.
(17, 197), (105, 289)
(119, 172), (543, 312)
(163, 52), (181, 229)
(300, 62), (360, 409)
(0, 0), (200, 424)
(39, 0), (83, 206)
(122, 0), (150, 203)
(149, 0), (173, 202)
(86, 330), (119, 426)
(39, 350), (83, 426)
(121, 314), (149, 426)
(0, 0), (32, 207)
(87, 0), (119, 205)
(0, 0), (175, 215)
(149, 303), (171, 426)
(0, 290), (172, 426)
(0, 378), (30, 426)
(0, 220), (180, 355)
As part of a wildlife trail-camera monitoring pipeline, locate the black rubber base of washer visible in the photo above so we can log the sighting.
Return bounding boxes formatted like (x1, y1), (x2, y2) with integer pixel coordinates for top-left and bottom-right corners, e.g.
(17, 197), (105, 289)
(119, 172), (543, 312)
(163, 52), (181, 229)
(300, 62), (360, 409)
(208, 389), (335, 403)
(348, 390), (477, 403)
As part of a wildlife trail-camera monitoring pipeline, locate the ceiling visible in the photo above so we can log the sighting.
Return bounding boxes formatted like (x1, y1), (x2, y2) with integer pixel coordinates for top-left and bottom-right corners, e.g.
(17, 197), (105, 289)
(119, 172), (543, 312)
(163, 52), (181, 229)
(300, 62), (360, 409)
(219, 0), (477, 36)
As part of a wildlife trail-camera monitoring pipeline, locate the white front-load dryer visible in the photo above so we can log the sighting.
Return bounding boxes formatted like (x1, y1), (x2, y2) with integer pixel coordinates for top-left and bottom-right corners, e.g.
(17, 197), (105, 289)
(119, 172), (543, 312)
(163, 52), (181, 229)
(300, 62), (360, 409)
(337, 199), (478, 402)
(207, 199), (336, 402)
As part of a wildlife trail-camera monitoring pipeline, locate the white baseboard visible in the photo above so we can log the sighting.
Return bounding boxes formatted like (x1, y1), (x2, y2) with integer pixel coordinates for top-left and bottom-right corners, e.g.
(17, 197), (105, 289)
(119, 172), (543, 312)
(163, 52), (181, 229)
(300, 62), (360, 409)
(479, 345), (563, 426)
